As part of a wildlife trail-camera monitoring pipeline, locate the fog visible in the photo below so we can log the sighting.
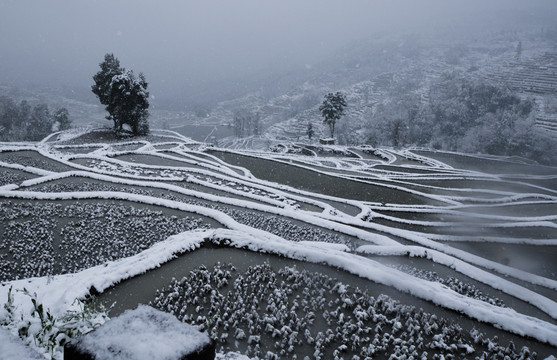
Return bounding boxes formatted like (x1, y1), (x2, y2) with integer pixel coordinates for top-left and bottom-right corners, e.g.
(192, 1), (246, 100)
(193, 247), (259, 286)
(1, 0), (556, 108)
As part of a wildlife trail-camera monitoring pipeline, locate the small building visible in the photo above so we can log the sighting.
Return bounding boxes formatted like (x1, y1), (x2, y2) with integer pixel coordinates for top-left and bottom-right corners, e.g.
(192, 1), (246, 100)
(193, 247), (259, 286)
(319, 138), (335, 145)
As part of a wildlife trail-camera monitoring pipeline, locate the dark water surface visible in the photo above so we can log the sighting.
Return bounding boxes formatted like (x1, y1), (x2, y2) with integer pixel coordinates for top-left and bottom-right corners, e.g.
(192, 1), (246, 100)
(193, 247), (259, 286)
(97, 244), (557, 358)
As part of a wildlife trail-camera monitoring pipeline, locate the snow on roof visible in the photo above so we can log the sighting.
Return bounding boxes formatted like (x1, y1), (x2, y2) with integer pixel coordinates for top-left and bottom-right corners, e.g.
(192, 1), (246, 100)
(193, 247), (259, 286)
(70, 305), (211, 360)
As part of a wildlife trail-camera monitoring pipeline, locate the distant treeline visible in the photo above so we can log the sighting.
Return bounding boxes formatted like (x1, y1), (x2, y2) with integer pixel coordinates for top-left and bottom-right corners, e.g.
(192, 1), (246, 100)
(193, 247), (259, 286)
(0, 96), (71, 141)
(339, 72), (557, 165)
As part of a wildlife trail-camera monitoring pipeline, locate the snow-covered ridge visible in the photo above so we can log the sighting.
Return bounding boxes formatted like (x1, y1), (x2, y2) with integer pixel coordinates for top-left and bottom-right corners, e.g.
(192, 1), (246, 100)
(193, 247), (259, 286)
(2, 229), (557, 347)
(1, 128), (556, 358)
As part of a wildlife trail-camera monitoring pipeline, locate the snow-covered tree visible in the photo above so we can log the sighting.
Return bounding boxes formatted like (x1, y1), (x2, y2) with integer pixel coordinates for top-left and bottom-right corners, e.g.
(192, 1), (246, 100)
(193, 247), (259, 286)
(306, 122), (314, 140)
(52, 107), (71, 131)
(92, 53), (150, 135)
(17, 100), (31, 125)
(0, 97), (17, 136)
(91, 54), (122, 107)
(319, 92), (347, 138)
(107, 70), (150, 135)
(28, 103), (53, 141)
(0, 98), (72, 141)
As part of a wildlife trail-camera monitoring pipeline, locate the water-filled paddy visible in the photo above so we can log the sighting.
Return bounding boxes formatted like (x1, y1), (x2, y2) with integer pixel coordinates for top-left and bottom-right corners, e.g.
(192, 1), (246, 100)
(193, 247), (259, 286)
(502, 176), (557, 191)
(0, 198), (215, 280)
(413, 150), (557, 177)
(209, 151), (443, 205)
(443, 241), (557, 279)
(109, 143), (147, 151)
(403, 177), (556, 196)
(454, 201), (557, 217)
(0, 150), (76, 172)
(3, 131), (557, 359)
(98, 245), (556, 359)
(372, 164), (451, 175)
(372, 215), (557, 240)
(111, 153), (209, 171)
(371, 208), (495, 224)
(172, 124), (235, 142)
(51, 146), (103, 155)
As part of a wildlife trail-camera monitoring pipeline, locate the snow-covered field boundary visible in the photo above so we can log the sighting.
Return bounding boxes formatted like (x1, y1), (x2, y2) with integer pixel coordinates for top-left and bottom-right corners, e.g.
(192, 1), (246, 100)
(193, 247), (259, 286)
(355, 245), (557, 319)
(10, 172), (398, 246)
(214, 230), (557, 347)
(3, 129), (557, 355)
(4, 145), (556, 294)
(315, 209), (557, 291)
(7, 172), (556, 312)
(2, 228), (557, 347)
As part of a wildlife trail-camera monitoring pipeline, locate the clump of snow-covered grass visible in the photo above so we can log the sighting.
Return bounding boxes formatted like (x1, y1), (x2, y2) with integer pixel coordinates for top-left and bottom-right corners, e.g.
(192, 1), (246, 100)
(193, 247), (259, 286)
(21, 179), (351, 247)
(391, 264), (506, 308)
(0, 169), (28, 187)
(0, 287), (108, 360)
(152, 262), (534, 360)
(0, 200), (210, 281)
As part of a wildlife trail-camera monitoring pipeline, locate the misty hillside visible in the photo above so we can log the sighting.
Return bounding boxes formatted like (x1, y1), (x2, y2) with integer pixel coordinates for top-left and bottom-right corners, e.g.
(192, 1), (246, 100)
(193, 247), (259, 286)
(3, 28), (557, 165)
(157, 30), (557, 165)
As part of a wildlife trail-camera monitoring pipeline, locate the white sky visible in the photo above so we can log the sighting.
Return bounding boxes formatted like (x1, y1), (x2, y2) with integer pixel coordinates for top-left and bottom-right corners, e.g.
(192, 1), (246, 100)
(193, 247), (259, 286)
(1, 0), (556, 107)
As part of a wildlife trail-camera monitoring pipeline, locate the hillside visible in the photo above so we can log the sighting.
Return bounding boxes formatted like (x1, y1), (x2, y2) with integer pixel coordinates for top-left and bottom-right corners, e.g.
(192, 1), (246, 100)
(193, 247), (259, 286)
(1, 128), (556, 359)
(3, 29), (556, 160)
(166, 30), (557, 154)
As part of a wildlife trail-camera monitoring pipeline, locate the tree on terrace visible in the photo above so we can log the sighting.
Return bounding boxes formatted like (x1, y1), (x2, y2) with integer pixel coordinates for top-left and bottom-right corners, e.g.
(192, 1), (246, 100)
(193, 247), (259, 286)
(28, 103), (53, 141)
(107, 70), (150, 135)
(53, 107), (71, 131)
(306, 122), (314, 140)
(92, 54), (122, 107)
(0, 97), (17, 136)
(92, 53), (150, 135)
(319, 92), (346, 138)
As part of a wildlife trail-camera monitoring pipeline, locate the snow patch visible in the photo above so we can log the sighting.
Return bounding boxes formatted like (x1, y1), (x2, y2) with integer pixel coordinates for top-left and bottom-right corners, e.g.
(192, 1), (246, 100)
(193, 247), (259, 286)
(71, 305), (210, 360)
(0, 328), (44, 360)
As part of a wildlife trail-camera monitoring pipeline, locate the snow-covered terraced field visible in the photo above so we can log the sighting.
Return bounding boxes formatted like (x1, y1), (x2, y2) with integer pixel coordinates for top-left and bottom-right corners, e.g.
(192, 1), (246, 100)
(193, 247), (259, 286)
(0, 128), (556, 359)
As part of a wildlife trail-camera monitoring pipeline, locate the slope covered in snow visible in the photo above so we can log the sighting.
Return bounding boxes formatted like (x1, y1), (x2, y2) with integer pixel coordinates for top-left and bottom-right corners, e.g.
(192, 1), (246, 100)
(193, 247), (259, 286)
(0, 128), (556, 359)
